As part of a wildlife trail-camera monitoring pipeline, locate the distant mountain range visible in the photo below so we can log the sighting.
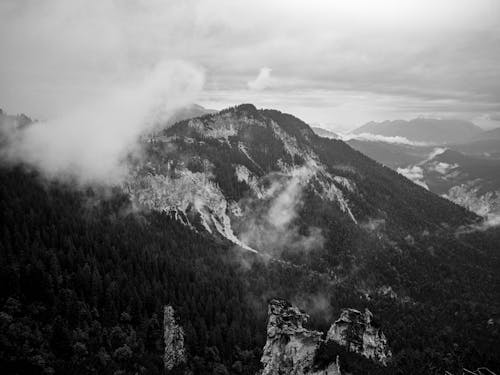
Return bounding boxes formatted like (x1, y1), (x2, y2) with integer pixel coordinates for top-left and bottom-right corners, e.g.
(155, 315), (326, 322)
(333, 118), (500, 222)
(352, 118), (485, 144)
(397, 149), (500, 222)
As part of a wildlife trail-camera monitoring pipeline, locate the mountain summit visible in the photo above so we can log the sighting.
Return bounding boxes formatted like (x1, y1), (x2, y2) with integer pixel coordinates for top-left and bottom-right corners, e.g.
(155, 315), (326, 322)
(128, 104), (477, 262)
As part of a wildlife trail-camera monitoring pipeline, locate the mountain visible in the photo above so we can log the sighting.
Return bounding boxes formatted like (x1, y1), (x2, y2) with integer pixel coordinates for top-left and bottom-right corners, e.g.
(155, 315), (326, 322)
(449, 127), (500, 159)
(398, 149), (500, 221)
(311, 126), (339, 139)
(346, 139), (434, 169)
(1, 104), (500, 374)
(353, 118), (484, 144)
(346, 127), (500, 220)
(451, 139), (500, 159)
(129, 104), (480, 258)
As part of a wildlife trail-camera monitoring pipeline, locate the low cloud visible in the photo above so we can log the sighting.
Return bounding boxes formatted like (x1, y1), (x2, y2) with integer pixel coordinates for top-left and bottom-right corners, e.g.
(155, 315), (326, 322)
(248, 67), (272, 91)
(342, 132), (431, 146)
(292, 292), (334, 323)
(0, 61), (204, 185)
(430, 162), (457, 175)
(237, 162), (324, 256)
(425, 147), (447, 162)
(360, 218), (386, 232)
(397, 165), (429, 189)
(456, 213), (500, 235)
(396, 147), (449, 188)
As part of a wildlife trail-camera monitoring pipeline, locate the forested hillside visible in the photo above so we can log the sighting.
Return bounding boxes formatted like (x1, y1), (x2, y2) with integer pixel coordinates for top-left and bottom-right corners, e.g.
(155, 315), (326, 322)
(0, 167), (265, 374)
(1, 165), (500, 374)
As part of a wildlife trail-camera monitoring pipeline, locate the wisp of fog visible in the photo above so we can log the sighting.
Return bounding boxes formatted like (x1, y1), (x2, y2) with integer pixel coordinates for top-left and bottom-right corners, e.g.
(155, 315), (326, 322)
(1, 61), (204, 185)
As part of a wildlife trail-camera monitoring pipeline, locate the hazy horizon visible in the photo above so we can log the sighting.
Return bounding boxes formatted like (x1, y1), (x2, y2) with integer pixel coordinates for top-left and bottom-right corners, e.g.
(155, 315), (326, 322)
(1, 0), (500, 133)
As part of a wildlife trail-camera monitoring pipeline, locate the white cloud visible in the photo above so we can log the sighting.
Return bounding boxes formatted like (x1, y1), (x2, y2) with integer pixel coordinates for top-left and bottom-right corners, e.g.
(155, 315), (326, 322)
(397, 166), (429, 189)
(341, 132), (431, 146)
(1, 0), (499, 129)
(238, 162), (324, 255)
(1, 61), (204, 184)
(456, 213), (500, 235)
(424, 148), (448, 162)
(247, 67), (272, 91)
(430, 162), (458, 174)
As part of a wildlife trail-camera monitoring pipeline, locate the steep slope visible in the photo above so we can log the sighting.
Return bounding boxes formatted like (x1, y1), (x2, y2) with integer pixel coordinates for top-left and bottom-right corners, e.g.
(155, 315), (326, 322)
(2, 165), (499, 375)
(353, 118), (483, 144)
(1, 105), (500, 375)
(131, 104), (477, 243)
(346, 133), (500, 221)
(260, 299), (391, 375)
(346, 139), (434, 169)
(127, 104), (491, 287)
(398, 149), (500, 221)
(311, 127), (339, 139)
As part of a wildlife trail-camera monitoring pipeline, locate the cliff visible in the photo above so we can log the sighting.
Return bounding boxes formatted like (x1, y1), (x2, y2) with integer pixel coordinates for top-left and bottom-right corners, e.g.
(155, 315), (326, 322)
(326, 308), (392, 365)
(260, 299), (391, 374)
(260, 299), (341, 375)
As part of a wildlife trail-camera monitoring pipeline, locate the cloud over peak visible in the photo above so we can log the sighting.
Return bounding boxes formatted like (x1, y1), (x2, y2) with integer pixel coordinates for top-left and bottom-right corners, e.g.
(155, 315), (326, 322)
(1, 61), (204, 185)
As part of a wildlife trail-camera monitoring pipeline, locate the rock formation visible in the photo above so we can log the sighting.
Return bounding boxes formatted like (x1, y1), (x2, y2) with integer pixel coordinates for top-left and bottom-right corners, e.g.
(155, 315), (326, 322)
(260, 299), (341, 375)
(164, 305), (186, 371)
(260, 299), (392, 374)
(326, 308), (392, 365)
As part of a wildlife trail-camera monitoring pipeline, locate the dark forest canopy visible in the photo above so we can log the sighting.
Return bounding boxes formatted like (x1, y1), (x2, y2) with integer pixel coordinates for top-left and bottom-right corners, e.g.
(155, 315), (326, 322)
(0, 166), (499, 374)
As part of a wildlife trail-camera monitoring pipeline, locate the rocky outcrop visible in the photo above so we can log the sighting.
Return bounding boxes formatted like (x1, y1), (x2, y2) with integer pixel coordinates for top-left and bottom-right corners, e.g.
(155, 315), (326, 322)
(260, 299), (391, 375)
(260, 299), (340, 375)
(163, 305), (186, 371)
(326, 308), (392, 365)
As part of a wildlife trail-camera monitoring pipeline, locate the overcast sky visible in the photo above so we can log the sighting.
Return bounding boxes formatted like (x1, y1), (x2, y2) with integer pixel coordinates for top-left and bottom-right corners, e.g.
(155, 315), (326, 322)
(1, 0), (499, 132)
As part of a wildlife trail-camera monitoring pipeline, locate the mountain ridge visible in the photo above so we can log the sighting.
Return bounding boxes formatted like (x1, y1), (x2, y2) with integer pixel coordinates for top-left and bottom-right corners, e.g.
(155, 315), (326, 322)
(352, 118), (484, 144)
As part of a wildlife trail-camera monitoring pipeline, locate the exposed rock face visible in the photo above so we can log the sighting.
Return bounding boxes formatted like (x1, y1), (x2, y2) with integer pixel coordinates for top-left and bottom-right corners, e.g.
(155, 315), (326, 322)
(326, 308), (392, 365)
(127, 104), (359, 254)
(260, 300), (392, 374)
(163, 305), (186, 371)
(260, 299), (341, 375)
(445, 183), (500, 219)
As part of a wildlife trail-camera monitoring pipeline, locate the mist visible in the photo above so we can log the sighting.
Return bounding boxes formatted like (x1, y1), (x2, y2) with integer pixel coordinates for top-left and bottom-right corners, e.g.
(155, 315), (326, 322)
(1, 61), (203, 185)
(342, 132), (431, 146)
(238, 162), (325, 256)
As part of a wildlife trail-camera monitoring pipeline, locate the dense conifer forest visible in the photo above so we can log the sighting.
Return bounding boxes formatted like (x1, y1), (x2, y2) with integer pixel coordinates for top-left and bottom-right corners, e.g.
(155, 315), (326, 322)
(1, 166), (499, 374)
